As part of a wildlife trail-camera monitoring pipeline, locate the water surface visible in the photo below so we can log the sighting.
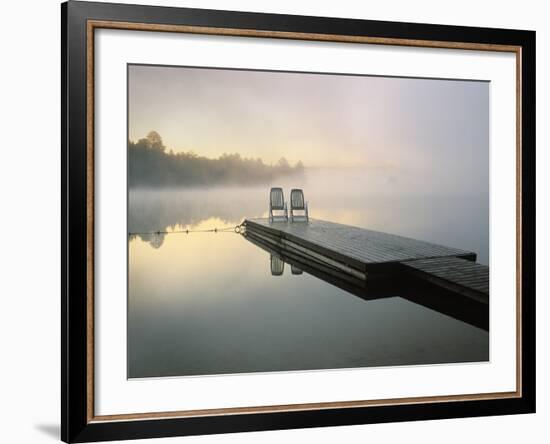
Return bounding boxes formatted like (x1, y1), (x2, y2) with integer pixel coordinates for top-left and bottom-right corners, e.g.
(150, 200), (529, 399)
(128, 169), (489, 378)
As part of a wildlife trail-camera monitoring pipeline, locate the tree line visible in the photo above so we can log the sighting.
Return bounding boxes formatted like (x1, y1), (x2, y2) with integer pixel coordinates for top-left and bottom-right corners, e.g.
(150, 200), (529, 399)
(129, 131), (305, 187)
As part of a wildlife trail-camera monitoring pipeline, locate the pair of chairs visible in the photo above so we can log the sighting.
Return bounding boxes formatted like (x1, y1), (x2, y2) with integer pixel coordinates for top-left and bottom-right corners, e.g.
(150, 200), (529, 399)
(269, 187), (309, 222)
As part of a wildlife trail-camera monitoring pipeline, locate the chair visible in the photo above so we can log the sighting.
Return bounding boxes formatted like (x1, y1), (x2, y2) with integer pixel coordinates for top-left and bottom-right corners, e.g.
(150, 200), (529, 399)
(289, 189), (308, 222)
(269, 187), (288, 222)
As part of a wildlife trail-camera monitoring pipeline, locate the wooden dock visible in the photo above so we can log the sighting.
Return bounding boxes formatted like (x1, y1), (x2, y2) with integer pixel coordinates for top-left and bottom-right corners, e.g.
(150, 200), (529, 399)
(244, 218), (488, 304)
(401, 257), (489, 303)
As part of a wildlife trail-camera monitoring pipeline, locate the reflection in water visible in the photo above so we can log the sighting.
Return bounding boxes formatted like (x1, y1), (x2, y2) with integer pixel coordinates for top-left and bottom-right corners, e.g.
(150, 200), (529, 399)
(262, 239), (488, 331)
(270, 255), (285, 276)
(128, 169), (489, 378)
(130, 232), (166, 249)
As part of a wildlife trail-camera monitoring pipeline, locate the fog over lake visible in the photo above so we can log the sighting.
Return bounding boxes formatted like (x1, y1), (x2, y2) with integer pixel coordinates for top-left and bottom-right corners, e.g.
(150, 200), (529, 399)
(129, 168), (488, 265)
(128, 168), (488, 378)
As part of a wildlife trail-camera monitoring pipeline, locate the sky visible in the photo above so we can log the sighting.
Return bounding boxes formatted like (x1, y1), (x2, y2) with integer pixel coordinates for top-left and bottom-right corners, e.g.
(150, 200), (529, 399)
(128, 64), (489, 190)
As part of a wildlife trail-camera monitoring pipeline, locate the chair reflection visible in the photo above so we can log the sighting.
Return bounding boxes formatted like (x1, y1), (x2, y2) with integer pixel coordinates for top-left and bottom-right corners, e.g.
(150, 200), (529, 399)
(270, 254), (304, 276)
(270, 255), (285, 276)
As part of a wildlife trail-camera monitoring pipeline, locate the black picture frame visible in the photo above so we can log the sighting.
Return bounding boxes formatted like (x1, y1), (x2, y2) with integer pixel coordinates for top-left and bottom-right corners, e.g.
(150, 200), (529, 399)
(62, 1), (536, 442)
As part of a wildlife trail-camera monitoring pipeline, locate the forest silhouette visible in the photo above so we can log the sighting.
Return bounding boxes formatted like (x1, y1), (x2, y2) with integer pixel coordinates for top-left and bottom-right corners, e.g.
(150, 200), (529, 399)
(129, 131), (305, 187)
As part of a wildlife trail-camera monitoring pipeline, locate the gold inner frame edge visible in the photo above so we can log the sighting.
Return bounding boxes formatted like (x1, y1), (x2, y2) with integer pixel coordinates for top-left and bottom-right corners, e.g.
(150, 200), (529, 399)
(85, 19), (523, 423)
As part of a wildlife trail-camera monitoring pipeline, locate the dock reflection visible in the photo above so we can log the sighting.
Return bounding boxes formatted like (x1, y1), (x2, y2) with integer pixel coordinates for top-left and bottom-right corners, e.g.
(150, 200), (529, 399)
(247, 233), (488, 331)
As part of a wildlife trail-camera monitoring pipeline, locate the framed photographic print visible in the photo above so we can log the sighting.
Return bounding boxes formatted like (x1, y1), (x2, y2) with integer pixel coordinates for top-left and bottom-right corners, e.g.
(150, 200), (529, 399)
(61, 1), (536, 442)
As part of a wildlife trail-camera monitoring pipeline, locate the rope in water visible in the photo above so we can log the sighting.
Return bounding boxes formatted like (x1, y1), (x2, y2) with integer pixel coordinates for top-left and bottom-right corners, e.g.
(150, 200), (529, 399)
(128, 221), (246, 236)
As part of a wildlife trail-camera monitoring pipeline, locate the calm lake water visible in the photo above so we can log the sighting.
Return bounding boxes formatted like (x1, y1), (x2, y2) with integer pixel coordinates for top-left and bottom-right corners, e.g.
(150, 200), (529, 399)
(128, 169), (489, 378)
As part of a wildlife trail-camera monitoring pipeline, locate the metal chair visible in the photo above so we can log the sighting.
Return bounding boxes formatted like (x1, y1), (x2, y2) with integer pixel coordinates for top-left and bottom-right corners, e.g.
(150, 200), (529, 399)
(269, 187), (288, 222)
(289, 189), (308, 222)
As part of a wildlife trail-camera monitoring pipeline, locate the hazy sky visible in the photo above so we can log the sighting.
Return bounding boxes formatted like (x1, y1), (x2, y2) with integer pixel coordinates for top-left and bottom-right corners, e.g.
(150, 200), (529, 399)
(129, 65), (488, 189)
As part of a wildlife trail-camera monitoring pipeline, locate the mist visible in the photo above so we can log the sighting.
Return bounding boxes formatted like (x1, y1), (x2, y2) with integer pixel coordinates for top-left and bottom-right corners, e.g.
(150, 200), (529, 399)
(128, 66), (489, 262)
(129, 167), (488, 264)
(129, 65), (489, 196)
